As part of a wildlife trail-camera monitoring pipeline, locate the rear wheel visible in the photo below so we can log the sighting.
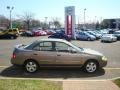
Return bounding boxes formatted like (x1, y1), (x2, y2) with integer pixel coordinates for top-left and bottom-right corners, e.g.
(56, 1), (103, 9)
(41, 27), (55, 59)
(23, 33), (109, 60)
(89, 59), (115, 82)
(83, 60), (98, 73)
(87, 37), (91, 41)
(10, 36), (15, 39)
(24, 60), (39, 73)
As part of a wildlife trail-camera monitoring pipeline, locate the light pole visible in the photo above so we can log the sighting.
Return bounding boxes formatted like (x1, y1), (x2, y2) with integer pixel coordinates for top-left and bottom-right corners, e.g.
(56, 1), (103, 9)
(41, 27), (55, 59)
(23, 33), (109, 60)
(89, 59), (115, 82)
(7, 6), (14, 29)
(95, 16), (97, 24)
(84, 8), (86, 29)
(45, 17), (48, 24)
(45, 17), (48, 29)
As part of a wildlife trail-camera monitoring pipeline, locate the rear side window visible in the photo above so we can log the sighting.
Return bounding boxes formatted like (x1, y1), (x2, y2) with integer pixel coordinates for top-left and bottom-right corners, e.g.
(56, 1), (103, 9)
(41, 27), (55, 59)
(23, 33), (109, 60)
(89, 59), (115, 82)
(33, 41), (53, 51)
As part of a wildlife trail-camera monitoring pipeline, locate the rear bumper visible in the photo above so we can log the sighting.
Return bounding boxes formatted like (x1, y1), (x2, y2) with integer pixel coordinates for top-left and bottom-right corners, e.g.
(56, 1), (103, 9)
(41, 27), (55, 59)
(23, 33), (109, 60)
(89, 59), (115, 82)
(11, 58), (24, 65)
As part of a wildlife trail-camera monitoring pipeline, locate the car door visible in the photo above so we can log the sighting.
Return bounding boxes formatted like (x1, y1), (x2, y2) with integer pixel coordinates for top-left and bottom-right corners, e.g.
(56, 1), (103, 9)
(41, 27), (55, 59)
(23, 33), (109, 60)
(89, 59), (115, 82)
(55, 42), (83, 66)
(79, 32), (86, 40)
(31, 41), (56, 65)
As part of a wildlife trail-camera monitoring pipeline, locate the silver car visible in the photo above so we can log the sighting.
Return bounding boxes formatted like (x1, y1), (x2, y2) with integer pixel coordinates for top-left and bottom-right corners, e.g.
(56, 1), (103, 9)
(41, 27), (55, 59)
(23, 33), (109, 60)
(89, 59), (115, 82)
(11, 39), (107, 73)
(101, 34), (117, 42)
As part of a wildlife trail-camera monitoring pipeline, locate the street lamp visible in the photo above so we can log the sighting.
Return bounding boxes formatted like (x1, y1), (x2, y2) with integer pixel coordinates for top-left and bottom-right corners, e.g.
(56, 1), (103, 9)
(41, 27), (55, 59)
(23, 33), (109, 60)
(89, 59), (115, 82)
(7, 6), (14, 29)
(83, 8), (86, 29)
(45, 17), (48, 24)
(95, 16), (97, 24)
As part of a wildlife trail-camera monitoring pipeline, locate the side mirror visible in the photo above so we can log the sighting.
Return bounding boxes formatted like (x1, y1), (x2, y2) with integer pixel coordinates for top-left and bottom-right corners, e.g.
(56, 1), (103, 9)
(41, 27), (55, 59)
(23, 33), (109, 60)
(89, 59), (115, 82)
(69, 47), (77, 53)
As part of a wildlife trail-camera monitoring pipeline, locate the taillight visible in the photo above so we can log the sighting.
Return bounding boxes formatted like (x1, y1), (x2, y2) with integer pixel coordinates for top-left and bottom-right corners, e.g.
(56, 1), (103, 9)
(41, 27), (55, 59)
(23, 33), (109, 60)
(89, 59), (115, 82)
(12, 53), (16, 59)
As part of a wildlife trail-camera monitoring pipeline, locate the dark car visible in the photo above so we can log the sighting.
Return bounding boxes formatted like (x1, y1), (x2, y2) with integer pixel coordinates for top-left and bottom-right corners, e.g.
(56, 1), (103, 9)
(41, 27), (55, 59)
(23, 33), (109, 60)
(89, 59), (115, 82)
(48, 33), (71, 41)
(55, 29), (65, 34)
(21, 31), (34, 37)
(0, 34), (18, 39)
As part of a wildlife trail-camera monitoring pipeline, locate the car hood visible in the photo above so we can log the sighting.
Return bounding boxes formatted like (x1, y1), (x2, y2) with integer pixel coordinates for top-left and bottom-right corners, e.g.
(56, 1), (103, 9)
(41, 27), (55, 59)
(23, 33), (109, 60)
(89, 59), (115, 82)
(82, 48), (103, 56)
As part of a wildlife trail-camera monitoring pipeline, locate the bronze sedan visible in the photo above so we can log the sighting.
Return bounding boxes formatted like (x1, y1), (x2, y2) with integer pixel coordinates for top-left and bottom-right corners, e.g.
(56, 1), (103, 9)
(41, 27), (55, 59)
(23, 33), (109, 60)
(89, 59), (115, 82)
(11, 39), (107, 73)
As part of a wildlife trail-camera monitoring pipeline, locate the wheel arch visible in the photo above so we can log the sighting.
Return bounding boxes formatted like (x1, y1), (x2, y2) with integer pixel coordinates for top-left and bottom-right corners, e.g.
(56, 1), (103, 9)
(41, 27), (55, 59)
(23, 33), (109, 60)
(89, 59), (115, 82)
(24, 58), (39, 66)
(83, 59), (100, 68)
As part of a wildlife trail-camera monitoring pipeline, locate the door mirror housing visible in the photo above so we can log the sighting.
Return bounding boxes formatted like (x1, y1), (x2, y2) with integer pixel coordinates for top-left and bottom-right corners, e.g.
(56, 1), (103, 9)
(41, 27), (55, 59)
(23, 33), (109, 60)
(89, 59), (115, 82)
(69, 47), (77, 53)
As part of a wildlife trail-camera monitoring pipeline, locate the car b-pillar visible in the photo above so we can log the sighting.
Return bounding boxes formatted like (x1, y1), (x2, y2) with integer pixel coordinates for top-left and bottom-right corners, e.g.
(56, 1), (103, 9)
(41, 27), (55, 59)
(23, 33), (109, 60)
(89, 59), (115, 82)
(65, 6), (76, 39)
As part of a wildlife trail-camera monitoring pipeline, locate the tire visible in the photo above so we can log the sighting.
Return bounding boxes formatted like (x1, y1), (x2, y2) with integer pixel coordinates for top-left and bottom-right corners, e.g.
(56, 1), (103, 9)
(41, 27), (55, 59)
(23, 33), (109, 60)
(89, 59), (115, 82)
(101, 40), (103, 42)
(87, 37), (91, 41)
(24, 60), (39, 73)
(83, 60), (98, 73)
(10, 36), (15, 39)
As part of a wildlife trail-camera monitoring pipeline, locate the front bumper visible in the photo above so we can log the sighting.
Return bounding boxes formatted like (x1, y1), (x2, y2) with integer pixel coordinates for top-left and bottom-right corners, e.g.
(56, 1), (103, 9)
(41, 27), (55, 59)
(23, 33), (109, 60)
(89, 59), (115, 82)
(99, 56), (108, 67)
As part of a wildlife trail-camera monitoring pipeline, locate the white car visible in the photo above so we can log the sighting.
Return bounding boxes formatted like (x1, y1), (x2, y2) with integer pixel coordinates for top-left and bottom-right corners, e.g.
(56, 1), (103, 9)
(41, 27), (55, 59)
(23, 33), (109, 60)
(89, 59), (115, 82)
(101, 34), (117, 42)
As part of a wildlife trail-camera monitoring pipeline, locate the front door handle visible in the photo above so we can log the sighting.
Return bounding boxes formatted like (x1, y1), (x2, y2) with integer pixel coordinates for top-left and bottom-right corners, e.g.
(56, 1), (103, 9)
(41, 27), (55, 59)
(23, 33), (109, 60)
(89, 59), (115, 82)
(57, 54), (61, 56)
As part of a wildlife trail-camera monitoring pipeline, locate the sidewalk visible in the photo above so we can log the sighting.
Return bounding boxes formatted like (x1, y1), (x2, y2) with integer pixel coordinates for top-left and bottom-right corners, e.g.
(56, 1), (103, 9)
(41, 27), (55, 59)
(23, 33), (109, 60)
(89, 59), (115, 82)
(63, 80), (120, 90)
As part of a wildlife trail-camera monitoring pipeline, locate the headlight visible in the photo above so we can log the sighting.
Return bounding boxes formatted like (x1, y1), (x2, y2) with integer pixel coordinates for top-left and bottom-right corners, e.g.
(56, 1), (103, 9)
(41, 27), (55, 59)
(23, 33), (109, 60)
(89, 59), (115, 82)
(102, 56), (107, 61)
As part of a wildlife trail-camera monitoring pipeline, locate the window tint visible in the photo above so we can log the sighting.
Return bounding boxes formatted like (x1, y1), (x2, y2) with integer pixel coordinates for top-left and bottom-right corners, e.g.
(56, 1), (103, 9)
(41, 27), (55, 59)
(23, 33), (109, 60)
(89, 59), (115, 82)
(55, 42), (70, 52)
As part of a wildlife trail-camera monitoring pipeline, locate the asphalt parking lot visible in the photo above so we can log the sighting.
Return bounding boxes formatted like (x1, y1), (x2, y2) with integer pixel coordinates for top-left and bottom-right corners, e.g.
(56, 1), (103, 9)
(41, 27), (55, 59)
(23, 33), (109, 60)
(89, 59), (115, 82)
(0, 36), (120, 80)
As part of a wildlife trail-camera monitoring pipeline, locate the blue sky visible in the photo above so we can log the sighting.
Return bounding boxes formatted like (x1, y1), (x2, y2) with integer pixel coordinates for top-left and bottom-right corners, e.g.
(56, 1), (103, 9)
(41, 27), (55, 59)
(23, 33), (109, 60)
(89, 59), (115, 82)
(0, 0), (120, 23)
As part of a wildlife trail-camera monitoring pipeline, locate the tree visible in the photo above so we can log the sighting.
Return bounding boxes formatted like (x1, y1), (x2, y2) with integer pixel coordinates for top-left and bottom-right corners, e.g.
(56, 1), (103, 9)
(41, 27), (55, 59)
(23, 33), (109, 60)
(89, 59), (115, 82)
(18, 12), (34, 30)
(12, 19), (23, 29)
(39, 22), (49, 29)
(0, 15), (9, 28)
(31, 19), (41, 28)
(95, 21), (100, 29)
(52, 18), (61, 29)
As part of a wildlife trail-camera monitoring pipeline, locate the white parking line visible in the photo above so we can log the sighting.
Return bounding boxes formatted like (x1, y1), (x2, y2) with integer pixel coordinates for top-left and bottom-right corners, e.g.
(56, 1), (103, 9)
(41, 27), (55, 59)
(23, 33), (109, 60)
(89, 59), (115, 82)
(0, 66), (9, 68)
(0, 77), (120, 82)
(104, 67), (120, 70)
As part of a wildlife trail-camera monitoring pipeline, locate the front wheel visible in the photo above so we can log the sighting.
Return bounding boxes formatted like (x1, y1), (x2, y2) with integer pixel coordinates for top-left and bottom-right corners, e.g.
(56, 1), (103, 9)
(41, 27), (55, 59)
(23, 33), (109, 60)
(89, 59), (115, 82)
(83, 61), (98, 73)
(24, 60), (39, 73)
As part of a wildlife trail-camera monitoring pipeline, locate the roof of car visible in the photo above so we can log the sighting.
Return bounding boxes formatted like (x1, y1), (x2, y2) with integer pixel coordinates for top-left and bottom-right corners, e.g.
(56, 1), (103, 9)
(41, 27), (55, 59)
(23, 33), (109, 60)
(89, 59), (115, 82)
(39, 38), (67, 42)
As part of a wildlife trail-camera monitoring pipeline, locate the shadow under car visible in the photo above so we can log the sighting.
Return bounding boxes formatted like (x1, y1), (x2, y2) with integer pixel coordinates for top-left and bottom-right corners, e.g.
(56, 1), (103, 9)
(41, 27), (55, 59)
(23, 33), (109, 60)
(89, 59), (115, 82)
(0, 66), (105, 79)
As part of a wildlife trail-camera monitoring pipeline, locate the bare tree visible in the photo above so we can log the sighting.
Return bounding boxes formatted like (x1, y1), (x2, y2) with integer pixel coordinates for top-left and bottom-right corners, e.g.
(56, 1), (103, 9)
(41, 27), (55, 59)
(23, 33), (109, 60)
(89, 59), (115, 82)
(31, 19), (41, 28)
(18, 12), (34, 30)
(0, 15), (9, 29)
(52, 18), (61, 29)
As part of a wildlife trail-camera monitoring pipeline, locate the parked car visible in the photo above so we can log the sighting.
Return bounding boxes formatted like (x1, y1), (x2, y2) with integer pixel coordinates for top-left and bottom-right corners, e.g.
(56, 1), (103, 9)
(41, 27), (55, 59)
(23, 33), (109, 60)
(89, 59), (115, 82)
(48, 33), (71, 41)
(32, 30), (47, 36)
(113, 31), (120, 40)
(0, 29), (19, 39)
(21, 31), (34, 37)
(40, 30), (47, 36)
(101, 34), (117, 42)
(49, 30), (56, 34)
(32, 30), (40, 36)
(87, 31), (101, 39)
(44, 30), (53, 35)
(100, 29), (109, 35)
(55, 29), (65, 34)
(76, 31), (96, 41)
(11, 39), (107, 73)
